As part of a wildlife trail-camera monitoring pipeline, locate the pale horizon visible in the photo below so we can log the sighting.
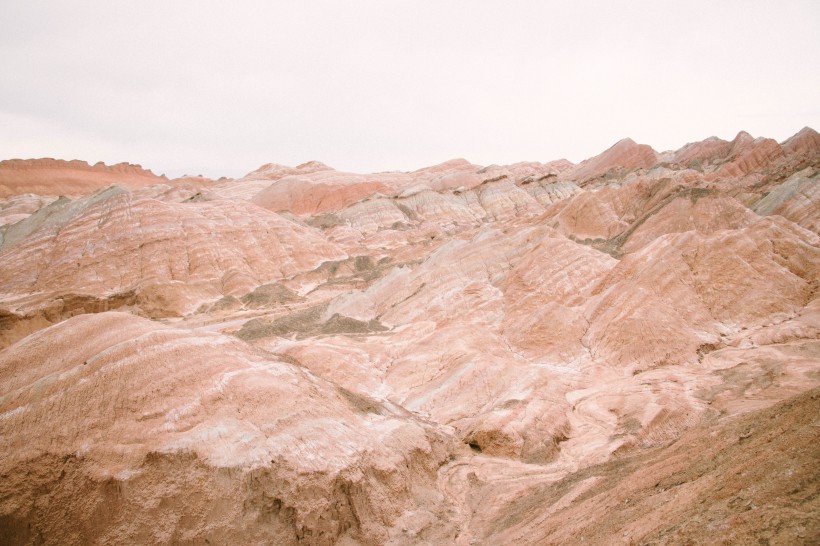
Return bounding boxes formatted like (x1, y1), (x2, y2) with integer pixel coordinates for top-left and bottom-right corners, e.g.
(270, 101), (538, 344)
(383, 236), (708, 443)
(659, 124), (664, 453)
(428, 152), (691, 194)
(2, 0), (818, 179)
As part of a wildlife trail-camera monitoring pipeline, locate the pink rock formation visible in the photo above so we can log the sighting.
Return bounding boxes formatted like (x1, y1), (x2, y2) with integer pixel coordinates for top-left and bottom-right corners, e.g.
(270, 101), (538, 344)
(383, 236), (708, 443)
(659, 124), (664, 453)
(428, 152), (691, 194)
(561, 138), (659, 185)
(752, 169), (820, 233)
(669, 135), (734, 167)
(251, 176), (390, 215)
(782, 126), (820, 155)
(0, 312), (454, 544)
(0, 194), (57, 227)
(0, 126), (818, 545)
(715, 132), (786, 178)
(0, 159), (168, 198)
(1, 190), (345, 295)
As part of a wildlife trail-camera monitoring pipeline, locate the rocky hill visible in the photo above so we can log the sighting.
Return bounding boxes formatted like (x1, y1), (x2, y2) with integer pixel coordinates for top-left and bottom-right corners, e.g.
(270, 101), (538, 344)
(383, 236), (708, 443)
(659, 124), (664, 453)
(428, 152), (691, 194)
(1, 128), (818, 545)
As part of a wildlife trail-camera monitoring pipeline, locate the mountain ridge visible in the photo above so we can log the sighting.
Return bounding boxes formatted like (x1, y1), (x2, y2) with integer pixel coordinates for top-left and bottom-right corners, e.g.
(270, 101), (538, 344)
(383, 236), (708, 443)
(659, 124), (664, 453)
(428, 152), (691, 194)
(0, 125), (818, 545)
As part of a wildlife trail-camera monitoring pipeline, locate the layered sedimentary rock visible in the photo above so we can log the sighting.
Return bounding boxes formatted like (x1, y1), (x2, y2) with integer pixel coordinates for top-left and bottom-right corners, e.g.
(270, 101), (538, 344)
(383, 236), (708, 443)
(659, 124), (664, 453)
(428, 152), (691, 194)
(561, 138), (659, 186)
(0, 190), (344, 297)
(0, 188), (346, 348)
(0, 159), (167, 198)
(0, 313), (455, 545)
(0, 127), (818, 545)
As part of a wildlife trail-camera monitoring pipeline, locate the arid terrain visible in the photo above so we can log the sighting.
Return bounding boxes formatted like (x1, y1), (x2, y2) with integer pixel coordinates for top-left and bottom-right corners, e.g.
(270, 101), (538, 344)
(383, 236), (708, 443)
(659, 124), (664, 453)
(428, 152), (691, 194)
(0, 128), (818, 545)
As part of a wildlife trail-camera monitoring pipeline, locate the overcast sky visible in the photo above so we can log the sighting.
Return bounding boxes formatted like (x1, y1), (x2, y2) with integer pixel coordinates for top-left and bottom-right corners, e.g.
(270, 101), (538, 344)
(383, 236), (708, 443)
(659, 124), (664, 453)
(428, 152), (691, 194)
(1, 1), (818, 179)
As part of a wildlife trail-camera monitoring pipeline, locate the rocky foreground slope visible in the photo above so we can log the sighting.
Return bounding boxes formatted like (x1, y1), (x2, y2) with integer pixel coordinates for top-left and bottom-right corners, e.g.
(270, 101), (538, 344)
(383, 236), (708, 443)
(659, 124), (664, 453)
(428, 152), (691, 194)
(0, 129), (818, 545)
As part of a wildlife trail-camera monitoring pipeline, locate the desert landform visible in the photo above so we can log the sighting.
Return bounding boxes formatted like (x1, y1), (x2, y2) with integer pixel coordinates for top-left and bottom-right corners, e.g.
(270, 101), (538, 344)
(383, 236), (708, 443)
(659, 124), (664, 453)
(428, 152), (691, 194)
(0, 128), (818, 544)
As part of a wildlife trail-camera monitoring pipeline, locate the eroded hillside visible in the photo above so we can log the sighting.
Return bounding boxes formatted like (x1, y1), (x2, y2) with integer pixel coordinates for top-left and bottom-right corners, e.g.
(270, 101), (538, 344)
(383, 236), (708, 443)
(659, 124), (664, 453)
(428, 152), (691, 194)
(1, 129), (818, 545)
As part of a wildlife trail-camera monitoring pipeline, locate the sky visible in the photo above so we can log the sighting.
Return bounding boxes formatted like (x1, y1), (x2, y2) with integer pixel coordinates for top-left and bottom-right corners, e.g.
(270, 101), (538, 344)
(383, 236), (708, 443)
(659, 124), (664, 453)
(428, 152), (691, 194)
(1, 1), (818, 179)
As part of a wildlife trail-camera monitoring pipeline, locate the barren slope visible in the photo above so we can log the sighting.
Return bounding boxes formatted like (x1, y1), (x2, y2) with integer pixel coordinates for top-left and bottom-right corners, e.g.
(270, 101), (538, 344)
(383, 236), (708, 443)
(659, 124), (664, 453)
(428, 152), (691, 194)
(0, 127), (818, 545)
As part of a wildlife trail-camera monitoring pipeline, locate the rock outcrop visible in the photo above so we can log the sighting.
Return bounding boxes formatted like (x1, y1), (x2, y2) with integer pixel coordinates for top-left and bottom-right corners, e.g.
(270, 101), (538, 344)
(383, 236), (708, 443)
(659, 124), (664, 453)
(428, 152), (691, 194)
(0, 159), (167, 198)
(561, 138), (659, 186)
(0, 313), (456, 545)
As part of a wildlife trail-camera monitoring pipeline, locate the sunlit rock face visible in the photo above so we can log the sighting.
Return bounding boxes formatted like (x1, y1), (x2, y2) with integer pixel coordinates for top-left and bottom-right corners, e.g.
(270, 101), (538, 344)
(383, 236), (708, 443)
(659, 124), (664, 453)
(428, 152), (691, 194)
(0, 128), (818, 545)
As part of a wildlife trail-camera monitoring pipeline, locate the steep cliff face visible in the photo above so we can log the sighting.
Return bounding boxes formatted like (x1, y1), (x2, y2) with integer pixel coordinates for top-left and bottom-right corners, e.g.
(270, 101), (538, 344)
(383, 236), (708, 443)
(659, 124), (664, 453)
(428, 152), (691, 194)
(0, 127), (818, 545)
